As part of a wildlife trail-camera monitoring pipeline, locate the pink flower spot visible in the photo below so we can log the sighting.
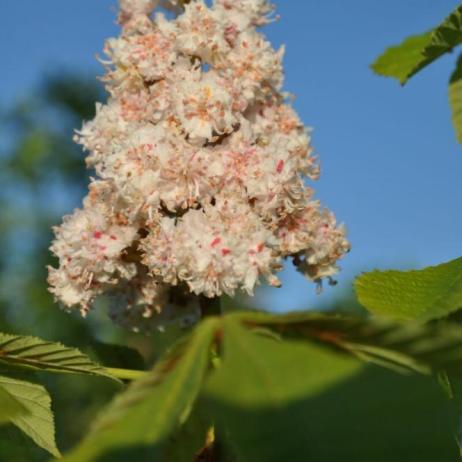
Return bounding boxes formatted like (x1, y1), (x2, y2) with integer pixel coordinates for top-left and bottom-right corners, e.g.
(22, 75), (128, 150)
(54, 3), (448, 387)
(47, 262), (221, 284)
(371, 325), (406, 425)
(211, 237), (221, 247)
(257, 243), (264, 252)
(276, 159), (284, 173)
(221, 248), (231, 256)
(110, 235), (117, 240)
(93, 231), (103, 239)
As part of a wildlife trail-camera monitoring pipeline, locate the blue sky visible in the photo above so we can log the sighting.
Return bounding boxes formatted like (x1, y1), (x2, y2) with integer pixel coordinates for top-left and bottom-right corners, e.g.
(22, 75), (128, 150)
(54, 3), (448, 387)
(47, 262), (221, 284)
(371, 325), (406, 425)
(2, 1), (462, 311)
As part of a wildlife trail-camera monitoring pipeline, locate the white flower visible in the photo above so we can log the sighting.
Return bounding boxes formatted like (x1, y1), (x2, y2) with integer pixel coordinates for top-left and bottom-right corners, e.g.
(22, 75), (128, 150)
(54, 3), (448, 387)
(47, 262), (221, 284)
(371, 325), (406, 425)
(49, 0), (349, 329)
(217, 29), (285, 101)
(141, 193), (281, 298)
(174, 71), (238, 143)
(120, 0), (156, 16)
(105, 29), (176, 82)
(48, 181), (139, 316)
(215, 0), (276, 29)
(175, 1), (230, 62)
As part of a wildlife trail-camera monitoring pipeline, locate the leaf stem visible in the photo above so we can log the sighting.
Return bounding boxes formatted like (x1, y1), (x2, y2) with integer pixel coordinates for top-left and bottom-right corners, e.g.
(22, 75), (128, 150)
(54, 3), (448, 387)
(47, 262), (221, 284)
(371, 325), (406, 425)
(105, 367), (148, 381)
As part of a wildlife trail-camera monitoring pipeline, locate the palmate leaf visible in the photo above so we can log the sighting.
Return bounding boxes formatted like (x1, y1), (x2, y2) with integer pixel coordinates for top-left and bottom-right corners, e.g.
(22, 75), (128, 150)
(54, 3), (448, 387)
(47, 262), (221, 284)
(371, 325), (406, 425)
(371, 5), (462, 84)
(234, 310), (462, 375)
(205, 316), (362, 407)
(57, 311), (462, 461)
(202, 317), (459, 462)
(354, 257), (462, 322)
(60, 318), (219, 462)
(0, 332), (118, 382)
(0, 375), (60, 458)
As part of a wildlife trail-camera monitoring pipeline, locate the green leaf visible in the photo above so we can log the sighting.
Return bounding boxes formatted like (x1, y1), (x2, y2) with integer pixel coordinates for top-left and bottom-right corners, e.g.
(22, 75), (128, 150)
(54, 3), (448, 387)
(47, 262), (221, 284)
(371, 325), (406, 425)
(163, 405), (212, 462)
(449, 54), (462, 143)
(0, 332), (118, 382)
(0, 383), (28, 424)
(202, 318), (459, 462)
(355, 257), (462, 321)
(371, 32), (433, 84)
(371, 5), (462, 84)
(60, 318), (219, 462)
(205, 316), (361, 407)
(0, 375), (60, 457)
(233, 310), (462, 375)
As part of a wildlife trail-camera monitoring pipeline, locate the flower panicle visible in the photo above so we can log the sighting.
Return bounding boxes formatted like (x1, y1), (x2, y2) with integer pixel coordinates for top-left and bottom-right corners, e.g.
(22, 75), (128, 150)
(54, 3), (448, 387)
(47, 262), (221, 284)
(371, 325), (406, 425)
(48, 0), (349, 331)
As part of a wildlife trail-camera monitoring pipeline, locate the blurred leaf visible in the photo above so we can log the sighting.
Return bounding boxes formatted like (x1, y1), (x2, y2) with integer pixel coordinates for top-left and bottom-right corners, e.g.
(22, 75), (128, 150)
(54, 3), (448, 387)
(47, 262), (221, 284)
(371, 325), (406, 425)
(0, 332), (119, 382)
(205, 316), (361, 407)
(85, 341), (145, 371)
(371, 5), (462, 84)
(233, 310), (462, 375)
(0, 424), (50, 462)
(9, 131), (52, 179)
(0, 375), (60, 458)
(44, 74), (103, 121)
(0, 382), (28, 424)
(163, 405), (212, 462)
(354, 258), (462, 321)
(149, 323), (195, 363)
(60, 318), (219, 462)
(450, 54), (462, 143)
(202, 318), (459, 462)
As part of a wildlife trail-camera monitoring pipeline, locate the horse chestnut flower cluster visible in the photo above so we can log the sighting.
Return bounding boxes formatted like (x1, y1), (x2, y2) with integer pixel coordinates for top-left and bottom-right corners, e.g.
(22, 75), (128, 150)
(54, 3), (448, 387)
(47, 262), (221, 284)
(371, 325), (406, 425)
(48, 0), (349, 330)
